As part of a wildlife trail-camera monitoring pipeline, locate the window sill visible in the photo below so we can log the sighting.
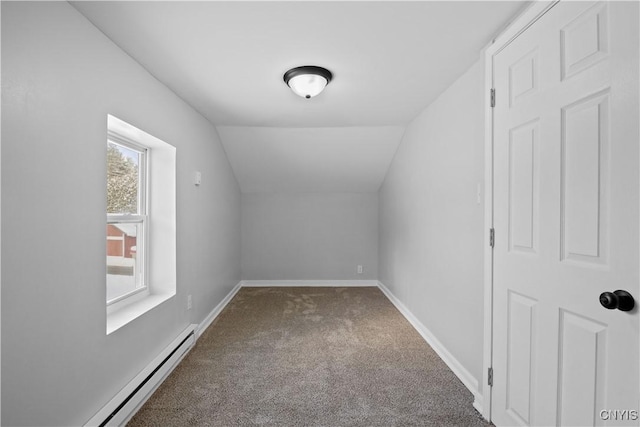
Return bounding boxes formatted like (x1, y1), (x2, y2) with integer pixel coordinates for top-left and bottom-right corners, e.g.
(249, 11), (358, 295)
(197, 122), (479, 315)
(107, 292), (174, 335)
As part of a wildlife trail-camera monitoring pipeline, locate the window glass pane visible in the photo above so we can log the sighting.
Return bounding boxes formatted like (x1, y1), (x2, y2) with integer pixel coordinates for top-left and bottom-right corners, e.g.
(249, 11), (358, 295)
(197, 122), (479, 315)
(107, 142), (140, 215)
(107, 222), (143, 302)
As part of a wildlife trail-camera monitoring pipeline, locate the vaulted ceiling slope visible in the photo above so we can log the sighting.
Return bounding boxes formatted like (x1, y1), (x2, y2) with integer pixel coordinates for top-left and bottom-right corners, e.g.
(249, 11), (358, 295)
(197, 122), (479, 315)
(73, 1), (526, 193)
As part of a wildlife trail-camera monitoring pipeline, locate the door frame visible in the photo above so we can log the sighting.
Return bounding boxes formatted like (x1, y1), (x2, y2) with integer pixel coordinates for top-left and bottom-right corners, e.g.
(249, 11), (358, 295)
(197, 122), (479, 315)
(481, 1), (559, 422)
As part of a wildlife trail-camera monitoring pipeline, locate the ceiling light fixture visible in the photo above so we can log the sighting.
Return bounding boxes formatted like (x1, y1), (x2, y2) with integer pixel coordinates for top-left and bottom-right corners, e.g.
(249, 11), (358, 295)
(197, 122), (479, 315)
(283, 65), (333, 99)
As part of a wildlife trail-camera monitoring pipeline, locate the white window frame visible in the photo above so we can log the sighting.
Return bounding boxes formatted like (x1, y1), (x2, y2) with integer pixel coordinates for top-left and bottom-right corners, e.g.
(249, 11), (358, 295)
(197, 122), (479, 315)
(107, 135), (150, 306)
(106, 133), (150, 306)
(106, 114), (176, 335)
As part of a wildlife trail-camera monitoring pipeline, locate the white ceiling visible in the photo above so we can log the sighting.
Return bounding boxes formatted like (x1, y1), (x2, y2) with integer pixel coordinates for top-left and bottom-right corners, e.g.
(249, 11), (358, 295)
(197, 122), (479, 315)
(73, 1), (527, 193)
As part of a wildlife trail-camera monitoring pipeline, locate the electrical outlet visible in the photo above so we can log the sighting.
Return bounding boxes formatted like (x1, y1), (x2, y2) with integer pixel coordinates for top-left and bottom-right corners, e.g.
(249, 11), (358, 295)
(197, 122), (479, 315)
(187, 294), (192, 310)
(357, 265), (363, 274)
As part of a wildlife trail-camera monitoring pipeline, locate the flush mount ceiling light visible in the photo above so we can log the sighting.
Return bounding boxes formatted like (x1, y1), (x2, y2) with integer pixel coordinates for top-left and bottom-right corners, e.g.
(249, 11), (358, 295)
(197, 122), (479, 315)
(283, 66), (333, 99)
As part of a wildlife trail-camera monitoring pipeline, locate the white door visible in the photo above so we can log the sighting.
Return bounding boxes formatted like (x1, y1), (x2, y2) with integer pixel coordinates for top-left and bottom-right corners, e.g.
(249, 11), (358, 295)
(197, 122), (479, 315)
(492, 1), (639, 426)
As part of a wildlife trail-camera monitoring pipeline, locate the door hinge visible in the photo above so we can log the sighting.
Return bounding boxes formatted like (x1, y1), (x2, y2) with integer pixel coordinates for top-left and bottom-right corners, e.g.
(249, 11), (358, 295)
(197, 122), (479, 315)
(489, 228), (495, 248)
(488, 367), (493, 386)
(490, 88), (496, 108)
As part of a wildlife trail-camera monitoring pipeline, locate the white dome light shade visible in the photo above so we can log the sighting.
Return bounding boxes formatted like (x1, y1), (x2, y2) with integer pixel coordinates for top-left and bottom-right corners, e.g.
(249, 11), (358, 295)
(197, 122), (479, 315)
(283, 66), (333, 99)
(288, 74), (328, 99)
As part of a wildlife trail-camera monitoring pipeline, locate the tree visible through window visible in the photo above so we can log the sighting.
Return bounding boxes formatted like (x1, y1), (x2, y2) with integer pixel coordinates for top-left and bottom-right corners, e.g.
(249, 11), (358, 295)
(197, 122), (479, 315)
(106, 137), (147, 304)
(107, 143), (139, 214)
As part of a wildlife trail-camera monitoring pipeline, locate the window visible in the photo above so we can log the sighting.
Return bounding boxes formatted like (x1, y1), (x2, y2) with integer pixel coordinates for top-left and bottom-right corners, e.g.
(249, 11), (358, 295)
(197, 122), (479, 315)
(106, 136), (148, 304)
(106, 115), (176, 334)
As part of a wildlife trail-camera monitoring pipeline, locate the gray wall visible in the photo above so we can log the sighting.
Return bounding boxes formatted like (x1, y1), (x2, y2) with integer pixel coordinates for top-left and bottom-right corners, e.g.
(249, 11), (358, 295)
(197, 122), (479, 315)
(242, 193), (378, 280)
(379, 60), (485, 390)
(1, 2), (240, 425)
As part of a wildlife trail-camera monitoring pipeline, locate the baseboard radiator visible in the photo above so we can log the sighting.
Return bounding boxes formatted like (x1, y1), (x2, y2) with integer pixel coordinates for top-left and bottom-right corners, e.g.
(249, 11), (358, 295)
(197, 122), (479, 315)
(85, 324), (198, 427)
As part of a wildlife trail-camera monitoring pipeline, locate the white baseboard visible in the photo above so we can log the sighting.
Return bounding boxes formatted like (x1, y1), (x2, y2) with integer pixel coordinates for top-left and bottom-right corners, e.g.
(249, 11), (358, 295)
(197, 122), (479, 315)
(376, 281), (482, 411)
(197, 281), (243, 338)
(241, 279), (379, 287)
(85, 324), (198, 427)
(473, 395), (484, 414)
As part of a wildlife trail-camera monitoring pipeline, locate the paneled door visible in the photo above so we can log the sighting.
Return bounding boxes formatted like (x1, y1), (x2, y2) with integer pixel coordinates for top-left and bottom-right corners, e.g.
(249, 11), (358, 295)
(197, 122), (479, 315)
(491, 1), (639, 426)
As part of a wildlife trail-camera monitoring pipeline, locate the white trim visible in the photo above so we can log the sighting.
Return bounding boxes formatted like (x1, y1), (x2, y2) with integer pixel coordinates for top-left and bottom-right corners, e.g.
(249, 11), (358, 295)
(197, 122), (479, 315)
(489, 1), (559, 57)
(106, 292), (172, 335)
(481, 36), (495, 422)
(376, 281), (482, 409)
(85, 324), (197, 427)
(107, 134), (148, 301)
(197, 281), (243, 338)
(106, 285), (149, 310)
(241, 280), (379, 287)
(473, 394), (484, 415)
(482, 1), (559, 422)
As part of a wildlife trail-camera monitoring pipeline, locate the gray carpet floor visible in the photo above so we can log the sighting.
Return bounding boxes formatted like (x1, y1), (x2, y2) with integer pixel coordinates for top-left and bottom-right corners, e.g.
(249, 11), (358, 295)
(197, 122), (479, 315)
(128, 287), (490, 426)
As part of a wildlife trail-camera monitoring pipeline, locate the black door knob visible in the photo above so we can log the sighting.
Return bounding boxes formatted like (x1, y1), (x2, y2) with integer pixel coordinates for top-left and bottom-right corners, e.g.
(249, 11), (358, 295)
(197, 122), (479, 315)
(599, 290), (635, 311)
